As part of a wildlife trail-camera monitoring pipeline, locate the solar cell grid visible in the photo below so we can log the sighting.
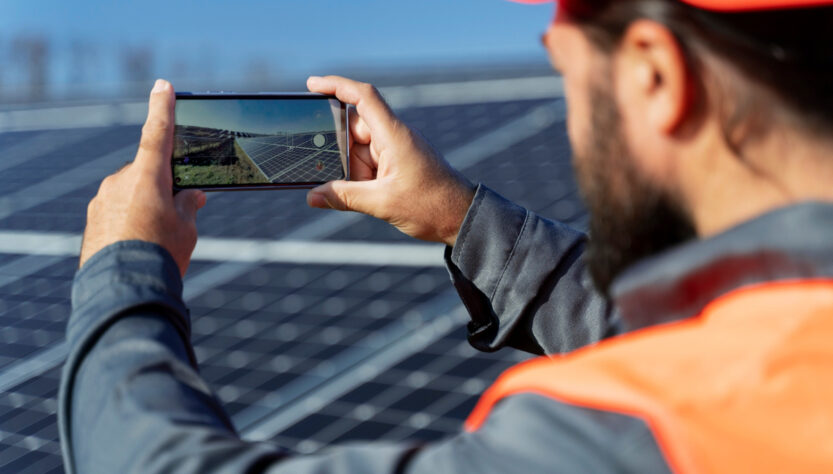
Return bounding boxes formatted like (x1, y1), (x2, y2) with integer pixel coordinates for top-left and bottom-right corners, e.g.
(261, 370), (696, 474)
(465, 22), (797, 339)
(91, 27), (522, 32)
(174, 263), (456, 423)
(0, 367), (63, 474)
(268, 149), (341, 183)
(238, 134), (343, 183)
(0, 126), (139, 197)
(0, 257), (74, 371)
(268, 325), (528, 453)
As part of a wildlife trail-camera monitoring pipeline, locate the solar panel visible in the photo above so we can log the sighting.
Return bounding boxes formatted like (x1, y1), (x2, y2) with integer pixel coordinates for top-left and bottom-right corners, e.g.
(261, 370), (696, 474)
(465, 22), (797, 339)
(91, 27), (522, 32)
(237, 133), (344, 183)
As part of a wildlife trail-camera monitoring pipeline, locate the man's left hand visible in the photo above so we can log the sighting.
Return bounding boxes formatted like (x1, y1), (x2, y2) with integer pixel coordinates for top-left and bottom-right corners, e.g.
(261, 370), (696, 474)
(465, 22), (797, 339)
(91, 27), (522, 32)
(79, 79), (206, 277)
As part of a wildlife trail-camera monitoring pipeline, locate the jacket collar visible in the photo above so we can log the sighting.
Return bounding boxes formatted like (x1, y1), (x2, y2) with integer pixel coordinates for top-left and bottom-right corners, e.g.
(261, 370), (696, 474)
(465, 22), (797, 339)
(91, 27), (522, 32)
(610, 202), (833, 332)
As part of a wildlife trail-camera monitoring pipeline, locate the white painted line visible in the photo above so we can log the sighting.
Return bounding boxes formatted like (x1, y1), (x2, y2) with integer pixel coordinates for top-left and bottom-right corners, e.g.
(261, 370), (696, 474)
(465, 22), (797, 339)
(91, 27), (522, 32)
(0, 232), (82, 256)
(0, 76), (563, 132)
(0, 231), (446, 267)
(0, 102), (147, 133)
(194, 238), (445, 266)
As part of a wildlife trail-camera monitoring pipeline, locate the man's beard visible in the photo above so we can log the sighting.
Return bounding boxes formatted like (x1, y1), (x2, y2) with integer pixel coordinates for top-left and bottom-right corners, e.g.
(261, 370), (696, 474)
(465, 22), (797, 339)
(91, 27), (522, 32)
(575, 85), (697, 296)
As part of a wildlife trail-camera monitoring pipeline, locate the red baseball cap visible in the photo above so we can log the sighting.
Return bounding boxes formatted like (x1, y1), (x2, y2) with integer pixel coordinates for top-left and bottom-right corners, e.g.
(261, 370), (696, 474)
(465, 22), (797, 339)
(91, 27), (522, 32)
(513, 0), (833, 12)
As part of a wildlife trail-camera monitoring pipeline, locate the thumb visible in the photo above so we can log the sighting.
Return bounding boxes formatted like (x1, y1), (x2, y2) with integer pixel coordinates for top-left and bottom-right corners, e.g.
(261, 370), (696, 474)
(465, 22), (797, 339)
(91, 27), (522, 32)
(175, 189), (207, 220)
(307, 180), (380, 216)
(135, 79), (176, 180)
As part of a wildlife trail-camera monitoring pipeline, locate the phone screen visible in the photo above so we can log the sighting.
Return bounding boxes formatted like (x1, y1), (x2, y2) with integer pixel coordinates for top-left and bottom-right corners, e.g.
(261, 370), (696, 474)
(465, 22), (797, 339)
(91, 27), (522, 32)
(172, 93), (348, 190)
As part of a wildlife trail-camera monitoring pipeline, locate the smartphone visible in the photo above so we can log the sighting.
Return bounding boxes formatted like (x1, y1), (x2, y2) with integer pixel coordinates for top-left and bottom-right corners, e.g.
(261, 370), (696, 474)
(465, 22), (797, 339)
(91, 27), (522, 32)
(172, 92), (349, 191)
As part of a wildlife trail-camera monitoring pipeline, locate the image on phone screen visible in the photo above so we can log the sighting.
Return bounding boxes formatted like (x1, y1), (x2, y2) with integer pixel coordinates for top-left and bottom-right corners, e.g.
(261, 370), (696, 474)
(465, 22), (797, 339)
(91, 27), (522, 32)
(172, 94), (348, 190)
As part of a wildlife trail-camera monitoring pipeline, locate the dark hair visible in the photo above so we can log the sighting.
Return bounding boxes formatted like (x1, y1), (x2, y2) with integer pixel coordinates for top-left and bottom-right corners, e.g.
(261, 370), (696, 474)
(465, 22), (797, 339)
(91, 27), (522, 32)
(560, 0), (833, 136)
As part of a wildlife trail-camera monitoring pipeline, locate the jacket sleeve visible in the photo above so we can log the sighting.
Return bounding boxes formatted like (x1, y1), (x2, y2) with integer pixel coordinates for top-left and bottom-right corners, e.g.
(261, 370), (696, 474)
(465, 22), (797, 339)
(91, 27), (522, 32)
(445, 185), (620, 355)
(58, 241), (665, 474)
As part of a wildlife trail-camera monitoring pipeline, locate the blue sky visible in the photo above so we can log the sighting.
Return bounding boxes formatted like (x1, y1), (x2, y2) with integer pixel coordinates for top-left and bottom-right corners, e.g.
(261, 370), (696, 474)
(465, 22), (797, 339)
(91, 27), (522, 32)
(2, 0), (554, 98)
(176, 98), (338, 134)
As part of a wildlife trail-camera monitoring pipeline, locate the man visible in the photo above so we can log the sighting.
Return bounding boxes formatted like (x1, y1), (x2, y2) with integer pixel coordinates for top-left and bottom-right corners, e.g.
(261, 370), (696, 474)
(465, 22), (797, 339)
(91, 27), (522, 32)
(60, 0), (833, 472)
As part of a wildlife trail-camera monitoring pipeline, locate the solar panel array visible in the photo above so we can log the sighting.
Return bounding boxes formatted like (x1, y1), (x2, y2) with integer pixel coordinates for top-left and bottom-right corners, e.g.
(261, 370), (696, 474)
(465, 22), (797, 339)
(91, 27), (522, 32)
(0, 82), (584, 473)
(238, 133), (344, 183)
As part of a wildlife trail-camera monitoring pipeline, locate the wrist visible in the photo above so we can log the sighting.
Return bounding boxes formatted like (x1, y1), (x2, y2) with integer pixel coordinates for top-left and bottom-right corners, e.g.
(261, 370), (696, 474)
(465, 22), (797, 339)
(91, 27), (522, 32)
(442, 180), (477, 247)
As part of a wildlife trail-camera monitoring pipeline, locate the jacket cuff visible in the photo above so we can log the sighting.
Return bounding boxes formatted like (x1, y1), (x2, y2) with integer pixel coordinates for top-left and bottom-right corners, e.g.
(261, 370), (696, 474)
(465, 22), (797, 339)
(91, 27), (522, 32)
(445, 185), (530, 351)
(67, 240), (190, 351)
(445, 184), (590, 353)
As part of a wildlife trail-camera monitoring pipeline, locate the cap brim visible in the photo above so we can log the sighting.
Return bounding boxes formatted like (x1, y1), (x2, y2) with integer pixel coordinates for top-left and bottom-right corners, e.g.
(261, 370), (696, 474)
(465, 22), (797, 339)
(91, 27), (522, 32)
(509, 0), (833, 11)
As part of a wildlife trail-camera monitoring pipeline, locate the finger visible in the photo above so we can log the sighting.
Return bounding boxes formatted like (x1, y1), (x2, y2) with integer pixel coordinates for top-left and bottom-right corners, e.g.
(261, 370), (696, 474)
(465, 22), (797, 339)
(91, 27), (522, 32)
(349, 107), (371, 144)
(349, 143), (376, 181)
(174, 189), (206, 221)
(136, 79), (176, 180)
(306, 179), (382, 215)
(307, 76), (395, 135)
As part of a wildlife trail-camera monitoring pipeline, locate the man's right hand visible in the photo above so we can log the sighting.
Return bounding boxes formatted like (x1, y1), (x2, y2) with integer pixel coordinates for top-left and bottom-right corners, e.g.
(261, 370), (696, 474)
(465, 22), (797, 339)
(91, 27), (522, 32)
(306, 75), (475, 247)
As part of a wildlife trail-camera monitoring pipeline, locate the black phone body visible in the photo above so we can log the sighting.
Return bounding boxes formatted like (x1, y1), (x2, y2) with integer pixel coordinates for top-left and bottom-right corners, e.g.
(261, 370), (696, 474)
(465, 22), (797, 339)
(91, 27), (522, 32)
(172, 92), (349, 191)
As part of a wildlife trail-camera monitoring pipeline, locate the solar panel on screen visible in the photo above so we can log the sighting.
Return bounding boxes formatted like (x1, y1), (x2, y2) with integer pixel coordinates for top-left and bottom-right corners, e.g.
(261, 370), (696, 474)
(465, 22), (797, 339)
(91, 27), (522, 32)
(237, 132), (344, 183)
(171, 93), (348, 190)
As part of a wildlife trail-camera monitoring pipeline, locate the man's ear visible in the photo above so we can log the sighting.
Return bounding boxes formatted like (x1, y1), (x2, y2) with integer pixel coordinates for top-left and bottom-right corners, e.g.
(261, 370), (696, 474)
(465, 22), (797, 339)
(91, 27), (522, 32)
(614, 20), (694, 134)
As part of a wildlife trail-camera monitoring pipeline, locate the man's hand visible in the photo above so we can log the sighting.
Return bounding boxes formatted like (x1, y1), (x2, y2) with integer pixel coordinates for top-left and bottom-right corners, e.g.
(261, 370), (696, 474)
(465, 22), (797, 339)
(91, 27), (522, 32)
(79, 79), (206, 277)
(306, 76), (475, 246)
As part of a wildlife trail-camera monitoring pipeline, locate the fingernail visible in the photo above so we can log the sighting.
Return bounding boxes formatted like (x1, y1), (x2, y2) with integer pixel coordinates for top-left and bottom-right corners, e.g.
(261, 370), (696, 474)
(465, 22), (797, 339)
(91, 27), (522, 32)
(307, 76), (321, 85)
(152, 79), (167, 93)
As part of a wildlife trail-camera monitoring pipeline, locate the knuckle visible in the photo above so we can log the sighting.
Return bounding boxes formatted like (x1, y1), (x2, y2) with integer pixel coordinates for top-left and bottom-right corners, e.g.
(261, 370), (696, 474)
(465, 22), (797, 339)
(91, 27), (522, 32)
(332, 187), (350, 211)
(136, 165), (157, 181)
(142, 116), (169, 135)
(359, 82), (376, 97)
(117, 161), (133, 174)
(143, 112), (171, 134)
(99, 174), (116, 190)
(138, 132), (162, 154)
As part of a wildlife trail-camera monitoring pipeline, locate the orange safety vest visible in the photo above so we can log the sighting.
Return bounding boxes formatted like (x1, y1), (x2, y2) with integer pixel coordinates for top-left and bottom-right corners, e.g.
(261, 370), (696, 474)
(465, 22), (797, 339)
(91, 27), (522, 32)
(465, 280), (833, 473)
